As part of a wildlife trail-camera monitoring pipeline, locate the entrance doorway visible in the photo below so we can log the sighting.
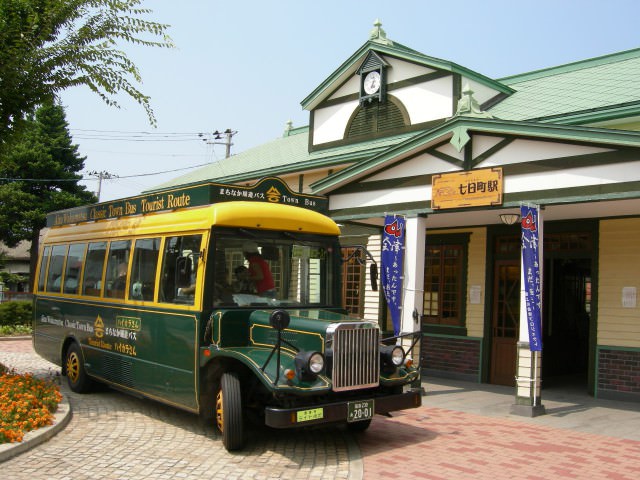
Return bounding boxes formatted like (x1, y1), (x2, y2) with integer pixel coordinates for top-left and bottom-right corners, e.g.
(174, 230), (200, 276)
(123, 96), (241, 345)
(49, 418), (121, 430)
(489, 231), (593, 391)
(542, 258), (591, 388)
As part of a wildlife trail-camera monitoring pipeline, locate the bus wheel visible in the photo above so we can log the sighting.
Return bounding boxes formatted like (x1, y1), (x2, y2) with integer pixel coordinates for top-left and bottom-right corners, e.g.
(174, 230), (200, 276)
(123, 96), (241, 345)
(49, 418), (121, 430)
(65, 342), (93, 393)
(215, 372), (245, 451)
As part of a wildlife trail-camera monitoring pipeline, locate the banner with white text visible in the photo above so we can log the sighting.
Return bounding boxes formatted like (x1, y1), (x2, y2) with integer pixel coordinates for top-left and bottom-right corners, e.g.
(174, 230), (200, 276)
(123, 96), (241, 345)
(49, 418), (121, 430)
(381, 215), (405, 336)
(521, 205), (543, 351)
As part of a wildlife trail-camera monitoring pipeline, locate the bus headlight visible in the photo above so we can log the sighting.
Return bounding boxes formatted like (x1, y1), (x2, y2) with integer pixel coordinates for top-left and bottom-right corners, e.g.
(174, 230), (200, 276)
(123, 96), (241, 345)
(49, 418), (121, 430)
(295, 351), (325, 381)
(380, 345), (405, 371)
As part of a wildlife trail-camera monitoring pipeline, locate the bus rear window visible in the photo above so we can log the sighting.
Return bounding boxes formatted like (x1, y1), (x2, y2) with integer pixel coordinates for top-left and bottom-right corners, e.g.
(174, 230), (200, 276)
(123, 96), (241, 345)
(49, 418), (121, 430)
(37, 246), (51, 292)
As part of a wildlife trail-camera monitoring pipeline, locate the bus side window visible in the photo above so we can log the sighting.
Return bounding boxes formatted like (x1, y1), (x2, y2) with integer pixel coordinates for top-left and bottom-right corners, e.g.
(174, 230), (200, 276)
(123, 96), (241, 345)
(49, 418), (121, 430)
(105, 240), (132, 299)
(45, 245), (67, 293)
(130, 237), (160, 301)
(159, 234), (202, 305)
(64, 243), (86, 295)
(37, 246), (51, 292)
(83, 242), (107, 297)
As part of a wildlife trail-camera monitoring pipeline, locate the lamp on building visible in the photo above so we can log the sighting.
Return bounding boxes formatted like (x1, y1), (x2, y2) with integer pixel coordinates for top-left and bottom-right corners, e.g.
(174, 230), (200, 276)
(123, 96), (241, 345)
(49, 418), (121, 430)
(499, 213), (520, 225)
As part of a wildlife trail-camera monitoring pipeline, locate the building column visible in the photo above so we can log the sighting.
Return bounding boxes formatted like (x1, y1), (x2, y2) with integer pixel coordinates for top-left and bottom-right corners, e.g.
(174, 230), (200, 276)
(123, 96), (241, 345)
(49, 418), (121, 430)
(401, 215), (426, 388)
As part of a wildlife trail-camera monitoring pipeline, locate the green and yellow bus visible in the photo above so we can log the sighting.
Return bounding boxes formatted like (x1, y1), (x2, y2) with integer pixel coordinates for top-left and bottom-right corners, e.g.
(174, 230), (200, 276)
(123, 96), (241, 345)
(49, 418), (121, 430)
(33, 177), (421, 450)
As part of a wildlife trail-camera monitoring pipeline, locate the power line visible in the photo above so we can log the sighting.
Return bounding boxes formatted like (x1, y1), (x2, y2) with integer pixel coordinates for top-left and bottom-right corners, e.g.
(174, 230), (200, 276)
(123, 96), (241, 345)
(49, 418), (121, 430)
(69, 129), (210, 143)
(0, 161), (213, 183)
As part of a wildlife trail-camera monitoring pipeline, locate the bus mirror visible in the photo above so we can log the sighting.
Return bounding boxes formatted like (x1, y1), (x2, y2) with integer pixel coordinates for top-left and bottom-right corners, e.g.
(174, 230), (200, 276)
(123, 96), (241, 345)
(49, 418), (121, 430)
(370, 263), (378, 291)
(175, 256), (192, 288)
(269, 310), (290, 331)
(342, 245), (378, 291)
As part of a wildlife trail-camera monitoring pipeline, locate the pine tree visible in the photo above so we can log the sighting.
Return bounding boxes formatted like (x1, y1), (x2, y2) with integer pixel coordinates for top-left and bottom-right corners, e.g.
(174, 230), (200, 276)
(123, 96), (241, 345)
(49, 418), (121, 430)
(0, 101), (96, 287)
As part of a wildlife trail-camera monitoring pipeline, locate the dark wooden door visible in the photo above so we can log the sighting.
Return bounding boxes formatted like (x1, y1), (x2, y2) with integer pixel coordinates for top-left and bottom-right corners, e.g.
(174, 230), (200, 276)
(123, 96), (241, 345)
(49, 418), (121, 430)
(490, 260), (520, 386)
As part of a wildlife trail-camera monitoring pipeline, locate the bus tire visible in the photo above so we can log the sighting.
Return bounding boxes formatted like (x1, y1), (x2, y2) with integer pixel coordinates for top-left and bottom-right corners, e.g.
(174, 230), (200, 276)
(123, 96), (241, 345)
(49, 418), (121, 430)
(216, 371), (245, 451)
(65, 342), (94, 393)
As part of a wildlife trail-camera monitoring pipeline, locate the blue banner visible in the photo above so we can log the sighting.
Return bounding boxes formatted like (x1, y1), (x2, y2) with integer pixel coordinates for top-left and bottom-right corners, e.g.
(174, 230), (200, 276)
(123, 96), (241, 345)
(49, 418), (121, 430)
(381, 215), (405, 336)
(521, 205), (543, 351)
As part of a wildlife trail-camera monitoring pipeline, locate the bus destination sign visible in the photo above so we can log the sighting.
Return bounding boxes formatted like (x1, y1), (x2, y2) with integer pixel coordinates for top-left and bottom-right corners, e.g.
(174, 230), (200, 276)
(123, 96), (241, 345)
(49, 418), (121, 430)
(47, 177), (329, 227)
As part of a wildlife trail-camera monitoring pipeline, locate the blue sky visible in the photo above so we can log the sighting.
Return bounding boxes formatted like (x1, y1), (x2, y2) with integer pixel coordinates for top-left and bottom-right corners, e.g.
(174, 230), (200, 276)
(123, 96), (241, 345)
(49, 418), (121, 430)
(60, 0), (640, 201)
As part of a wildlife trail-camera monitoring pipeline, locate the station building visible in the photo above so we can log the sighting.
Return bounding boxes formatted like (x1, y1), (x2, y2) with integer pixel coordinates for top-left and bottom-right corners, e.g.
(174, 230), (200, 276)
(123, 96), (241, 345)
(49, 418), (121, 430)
(151, 22), (640, 406)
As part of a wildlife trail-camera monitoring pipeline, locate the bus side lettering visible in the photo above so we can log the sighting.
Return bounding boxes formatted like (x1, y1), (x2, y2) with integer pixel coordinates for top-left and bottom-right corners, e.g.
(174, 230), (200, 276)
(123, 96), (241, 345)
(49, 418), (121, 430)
(167, 193), (191, 209)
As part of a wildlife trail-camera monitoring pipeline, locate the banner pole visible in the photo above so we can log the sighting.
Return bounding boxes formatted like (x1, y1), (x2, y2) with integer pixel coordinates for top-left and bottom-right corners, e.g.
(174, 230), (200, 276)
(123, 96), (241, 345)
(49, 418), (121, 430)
(533, 350), (538, 407)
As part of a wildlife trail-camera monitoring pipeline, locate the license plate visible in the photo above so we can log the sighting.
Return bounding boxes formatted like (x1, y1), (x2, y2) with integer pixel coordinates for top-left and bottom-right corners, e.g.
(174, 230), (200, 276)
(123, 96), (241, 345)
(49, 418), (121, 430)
(347, 399), (374, 423)
(297, 407), (324, 423)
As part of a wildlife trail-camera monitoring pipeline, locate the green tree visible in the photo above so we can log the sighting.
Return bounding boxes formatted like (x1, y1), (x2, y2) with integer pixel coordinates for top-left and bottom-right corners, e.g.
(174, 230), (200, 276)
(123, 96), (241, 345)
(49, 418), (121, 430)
(0, 101), (97, 286)
(0, 0), (173, 148)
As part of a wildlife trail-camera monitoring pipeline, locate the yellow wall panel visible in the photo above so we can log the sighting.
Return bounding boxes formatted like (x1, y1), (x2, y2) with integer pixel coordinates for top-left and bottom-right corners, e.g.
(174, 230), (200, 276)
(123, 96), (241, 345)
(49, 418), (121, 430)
(598, 218), (640, 348)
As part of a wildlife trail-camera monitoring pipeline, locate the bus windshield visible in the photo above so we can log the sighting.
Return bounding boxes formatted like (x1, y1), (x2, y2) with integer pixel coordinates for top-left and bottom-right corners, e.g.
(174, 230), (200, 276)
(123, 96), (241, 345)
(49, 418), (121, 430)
(212, 232), (337, 308)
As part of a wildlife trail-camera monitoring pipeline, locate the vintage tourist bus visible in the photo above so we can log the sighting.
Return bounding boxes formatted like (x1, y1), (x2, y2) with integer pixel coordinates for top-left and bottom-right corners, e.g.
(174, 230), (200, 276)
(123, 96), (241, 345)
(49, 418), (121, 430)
(32, 177), (421, 450)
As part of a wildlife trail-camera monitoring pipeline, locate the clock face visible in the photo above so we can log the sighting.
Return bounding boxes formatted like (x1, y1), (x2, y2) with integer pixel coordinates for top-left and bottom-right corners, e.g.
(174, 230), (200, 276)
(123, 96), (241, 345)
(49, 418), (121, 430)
(363, 71), (381, 95)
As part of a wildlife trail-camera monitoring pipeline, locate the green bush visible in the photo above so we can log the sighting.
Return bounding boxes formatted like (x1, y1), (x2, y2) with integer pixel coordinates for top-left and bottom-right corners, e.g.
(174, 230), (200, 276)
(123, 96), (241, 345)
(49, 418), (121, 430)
(0, 301), (32, 327)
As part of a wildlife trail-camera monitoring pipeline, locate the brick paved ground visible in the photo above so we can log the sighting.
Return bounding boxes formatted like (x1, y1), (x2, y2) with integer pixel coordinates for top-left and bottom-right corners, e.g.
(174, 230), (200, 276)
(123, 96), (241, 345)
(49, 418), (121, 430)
(356, 402), (640, 479)
(0, 338), (354, 480)
(2, 337), (640, 479)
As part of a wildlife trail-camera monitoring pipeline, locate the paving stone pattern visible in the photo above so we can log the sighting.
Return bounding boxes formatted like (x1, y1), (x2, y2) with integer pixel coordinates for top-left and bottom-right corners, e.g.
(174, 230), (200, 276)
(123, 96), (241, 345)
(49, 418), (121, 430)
(0, 340), (353, 480)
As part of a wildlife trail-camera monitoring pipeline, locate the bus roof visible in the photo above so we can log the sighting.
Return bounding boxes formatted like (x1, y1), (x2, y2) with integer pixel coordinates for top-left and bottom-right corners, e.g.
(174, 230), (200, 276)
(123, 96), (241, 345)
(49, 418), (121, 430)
(46, 177), (330, 228)
(43, 201), (340, 243)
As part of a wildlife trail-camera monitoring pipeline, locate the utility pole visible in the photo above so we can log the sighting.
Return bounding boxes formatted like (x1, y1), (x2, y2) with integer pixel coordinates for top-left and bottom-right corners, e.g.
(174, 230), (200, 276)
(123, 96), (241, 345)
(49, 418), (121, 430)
(209, 129), (237, 158)
(87, 170), (117, 202)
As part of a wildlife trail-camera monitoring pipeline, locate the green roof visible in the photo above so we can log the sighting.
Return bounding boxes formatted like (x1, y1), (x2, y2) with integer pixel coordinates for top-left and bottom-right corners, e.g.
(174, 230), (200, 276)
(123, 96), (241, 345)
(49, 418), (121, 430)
(301, 22), (513, 111)
(148, 126), (417, 191)
(489, 48), (640, 123)
(149, 25), (640, 196)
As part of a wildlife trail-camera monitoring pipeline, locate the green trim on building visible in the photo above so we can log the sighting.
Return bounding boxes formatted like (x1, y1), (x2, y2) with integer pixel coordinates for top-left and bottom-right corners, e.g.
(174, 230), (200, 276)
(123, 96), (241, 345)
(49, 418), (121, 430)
(312, 116), (640, 194)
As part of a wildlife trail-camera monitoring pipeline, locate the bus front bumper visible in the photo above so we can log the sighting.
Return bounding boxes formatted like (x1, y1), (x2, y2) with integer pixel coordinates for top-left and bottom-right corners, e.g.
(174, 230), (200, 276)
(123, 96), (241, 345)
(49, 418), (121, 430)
(264, 389), (422, 428)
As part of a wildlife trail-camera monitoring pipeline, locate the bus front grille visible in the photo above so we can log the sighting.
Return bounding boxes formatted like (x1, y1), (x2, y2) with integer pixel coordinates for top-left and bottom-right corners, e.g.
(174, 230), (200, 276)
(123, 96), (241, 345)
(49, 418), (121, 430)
(330, 323), (380, 392)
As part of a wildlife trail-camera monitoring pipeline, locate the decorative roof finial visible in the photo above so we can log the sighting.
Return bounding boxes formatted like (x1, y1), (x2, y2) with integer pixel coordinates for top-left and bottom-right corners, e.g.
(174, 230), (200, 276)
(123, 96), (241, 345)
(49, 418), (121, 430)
(454, 83), (494, 118)
(283, 119), (293, 136)
(369, 19), (392, 45)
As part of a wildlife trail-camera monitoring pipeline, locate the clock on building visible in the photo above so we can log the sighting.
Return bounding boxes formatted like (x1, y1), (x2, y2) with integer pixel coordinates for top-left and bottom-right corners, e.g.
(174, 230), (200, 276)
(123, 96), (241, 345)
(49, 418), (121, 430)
(358, 51), (387, 104)
(363, 70), (381, 95)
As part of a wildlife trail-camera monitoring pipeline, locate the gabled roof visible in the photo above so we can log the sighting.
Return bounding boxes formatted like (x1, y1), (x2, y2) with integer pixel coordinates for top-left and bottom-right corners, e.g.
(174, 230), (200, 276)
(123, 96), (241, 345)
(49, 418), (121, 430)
(147, 125), (418, 191)
(301, 21), (514, 112)
(149, 24), (640, 198)
(310, 116), (640, 194)
(489, 48), (640, 124)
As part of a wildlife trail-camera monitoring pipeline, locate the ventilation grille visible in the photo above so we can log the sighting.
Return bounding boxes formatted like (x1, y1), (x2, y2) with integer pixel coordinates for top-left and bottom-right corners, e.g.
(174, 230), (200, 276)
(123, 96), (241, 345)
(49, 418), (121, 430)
(347, 101), (407, 139)
(331, 323), (380, 392)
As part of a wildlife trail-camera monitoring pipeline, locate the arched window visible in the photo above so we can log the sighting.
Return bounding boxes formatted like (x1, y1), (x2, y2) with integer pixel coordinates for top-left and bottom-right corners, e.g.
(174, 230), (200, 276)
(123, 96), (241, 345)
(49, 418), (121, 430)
(345, 95), (409, 139)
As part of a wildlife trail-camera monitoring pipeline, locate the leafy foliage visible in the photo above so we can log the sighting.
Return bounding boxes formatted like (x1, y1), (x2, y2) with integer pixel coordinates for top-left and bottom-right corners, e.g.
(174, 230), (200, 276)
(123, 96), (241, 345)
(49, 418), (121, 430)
(0, 0), (174, 145)
(0, 101), (96, 248)
(0, 102), (97, 285)
(0, 301), (32, 327)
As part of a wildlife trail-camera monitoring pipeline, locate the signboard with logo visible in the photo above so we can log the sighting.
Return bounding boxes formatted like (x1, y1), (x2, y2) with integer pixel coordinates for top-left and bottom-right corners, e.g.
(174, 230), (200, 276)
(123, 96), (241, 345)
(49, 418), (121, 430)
(47, 177), (329, 227)
(431, 167), (503, 209)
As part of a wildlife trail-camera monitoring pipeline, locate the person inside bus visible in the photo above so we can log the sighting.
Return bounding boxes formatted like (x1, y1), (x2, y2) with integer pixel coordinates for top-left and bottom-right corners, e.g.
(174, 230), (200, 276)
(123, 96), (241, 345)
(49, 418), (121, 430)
(242, 242), (276, 298)
(110, 262), (128, 297)
(232, 265), (254, 294)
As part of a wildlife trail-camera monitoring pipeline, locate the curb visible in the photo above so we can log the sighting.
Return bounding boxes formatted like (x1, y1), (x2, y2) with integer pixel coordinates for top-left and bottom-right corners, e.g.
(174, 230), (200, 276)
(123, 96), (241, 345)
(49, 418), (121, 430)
(0, 394), (72, 463)
(0, 336), (32, 342)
